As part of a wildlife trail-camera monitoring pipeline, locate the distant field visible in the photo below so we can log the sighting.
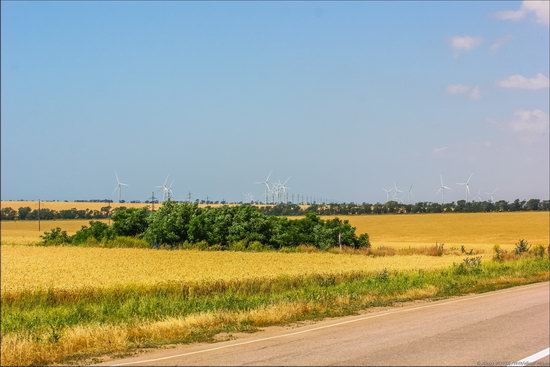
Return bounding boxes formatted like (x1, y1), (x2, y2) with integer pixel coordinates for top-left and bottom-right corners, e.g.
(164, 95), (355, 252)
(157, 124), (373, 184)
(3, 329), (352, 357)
(1, 211), (548, 250)
(330, 212), (549, 251)
(1, 219), (108, 244)
(1, 200), (151, 211)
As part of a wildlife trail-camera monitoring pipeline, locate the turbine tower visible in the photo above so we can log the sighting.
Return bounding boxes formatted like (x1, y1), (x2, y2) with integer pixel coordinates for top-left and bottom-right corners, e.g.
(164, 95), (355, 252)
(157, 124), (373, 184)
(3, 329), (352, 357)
(254, 171), (272, 205)
(393, 183), (403, 202)
(407, 184), (413, 204)
(281, 177), (291, 203)
(156, 175), (172, 201)
(113, 172), (128, 203)
(456, 173), (473, 202)
(383, 187), (392, 202)
(436, 174), (452, 204)
(487, 188), (498, 202)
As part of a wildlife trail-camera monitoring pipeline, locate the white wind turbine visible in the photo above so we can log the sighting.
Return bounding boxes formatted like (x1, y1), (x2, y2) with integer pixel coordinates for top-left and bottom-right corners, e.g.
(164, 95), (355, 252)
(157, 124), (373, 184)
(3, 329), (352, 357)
(156, 175), (172, 201)
(436, 175), (452, 204)
(393, 183), (403, 202)
(407, 184), (413, 203)
(474, 190), (483, 202)
(254, 171), (272, 204)
(487, 188), (498, 202)
(383, 187), (392, 202)
(456, 173), (474, 202)
(113, 172), (128, 202)
(281, 177), (291, 203)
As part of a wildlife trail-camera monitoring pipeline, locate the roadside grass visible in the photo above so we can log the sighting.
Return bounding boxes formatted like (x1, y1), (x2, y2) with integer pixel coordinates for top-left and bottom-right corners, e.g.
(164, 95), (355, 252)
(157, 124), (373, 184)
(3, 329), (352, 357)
(1, 257), (548, 366)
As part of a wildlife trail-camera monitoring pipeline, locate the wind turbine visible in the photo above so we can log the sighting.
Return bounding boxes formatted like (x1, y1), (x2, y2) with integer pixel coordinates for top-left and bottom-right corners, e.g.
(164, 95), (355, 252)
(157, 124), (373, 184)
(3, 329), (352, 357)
(487, 188), (498, 202)
(156, 175), (171, 201)
(436, 175), (452, 204)
(456, 173), (474, 202)
(393, 183), (403, 202)
(474, 190), (483, 202)
(113, 172), (128, 202)
(254, 171), (272, 204)
(407, 184), (413, 203)
(281, 177), (291, 203)
(383, 187), (392, 202)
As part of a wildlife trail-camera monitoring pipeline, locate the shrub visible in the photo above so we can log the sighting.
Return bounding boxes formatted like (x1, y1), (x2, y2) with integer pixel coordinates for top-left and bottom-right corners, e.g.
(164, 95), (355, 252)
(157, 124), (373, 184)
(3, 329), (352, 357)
(41, 227), (71, 245)
(71, 221), (115, 244)
(514, 239), (531, 255)
(248, 241), (269, 252)
(493, 245), (504, 262)
(531, 244), (546, 258)
(105, 236), (150, 248)
(454, 256), (482, 275)
(357, 233), (371, 249)
(228, 240), (248, 252)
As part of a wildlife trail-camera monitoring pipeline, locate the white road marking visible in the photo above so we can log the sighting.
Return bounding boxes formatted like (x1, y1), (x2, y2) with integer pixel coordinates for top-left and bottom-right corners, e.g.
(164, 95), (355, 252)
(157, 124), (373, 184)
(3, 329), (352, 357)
(508, 347), (550, 366)
(111, 282), (549, 366)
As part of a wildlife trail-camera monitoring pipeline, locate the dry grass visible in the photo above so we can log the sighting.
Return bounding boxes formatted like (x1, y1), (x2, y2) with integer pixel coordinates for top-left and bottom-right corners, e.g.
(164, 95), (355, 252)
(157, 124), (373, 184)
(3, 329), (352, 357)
(0, 245), (463, 294)
(321, 212), (549, 251)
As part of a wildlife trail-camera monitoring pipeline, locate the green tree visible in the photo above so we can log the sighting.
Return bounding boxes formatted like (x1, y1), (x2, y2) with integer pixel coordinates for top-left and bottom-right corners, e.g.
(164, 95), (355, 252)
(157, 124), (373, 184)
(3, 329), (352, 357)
(111, 207), (150, 236)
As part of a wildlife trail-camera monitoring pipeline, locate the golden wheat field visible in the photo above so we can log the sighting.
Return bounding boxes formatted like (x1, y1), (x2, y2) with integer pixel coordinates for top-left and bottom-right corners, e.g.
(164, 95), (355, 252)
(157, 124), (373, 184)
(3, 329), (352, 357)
(0, 219), (108, 244)
(1, 211), (548, 249)
(0, 246), (462, 294)
(331, 212), (549, 250)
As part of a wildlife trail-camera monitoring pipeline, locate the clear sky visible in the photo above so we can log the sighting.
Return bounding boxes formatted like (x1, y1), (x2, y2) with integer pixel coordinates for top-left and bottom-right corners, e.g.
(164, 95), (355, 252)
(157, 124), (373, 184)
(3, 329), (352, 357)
(2, 1), (549, 203)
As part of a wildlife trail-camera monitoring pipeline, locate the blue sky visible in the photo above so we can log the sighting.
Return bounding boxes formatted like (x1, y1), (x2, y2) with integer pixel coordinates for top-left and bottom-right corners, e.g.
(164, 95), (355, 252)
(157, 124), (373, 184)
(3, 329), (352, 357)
(2, 1), (548, 203)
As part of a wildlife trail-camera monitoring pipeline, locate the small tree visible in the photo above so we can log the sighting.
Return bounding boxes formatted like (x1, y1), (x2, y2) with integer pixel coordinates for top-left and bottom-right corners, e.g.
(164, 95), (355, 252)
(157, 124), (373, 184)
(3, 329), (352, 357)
(514, 239), (531, 255)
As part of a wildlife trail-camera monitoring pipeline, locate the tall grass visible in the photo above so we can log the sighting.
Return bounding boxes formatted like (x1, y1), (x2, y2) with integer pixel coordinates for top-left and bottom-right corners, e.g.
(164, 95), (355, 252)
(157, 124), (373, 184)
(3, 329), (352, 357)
(2, 257), (548, 366)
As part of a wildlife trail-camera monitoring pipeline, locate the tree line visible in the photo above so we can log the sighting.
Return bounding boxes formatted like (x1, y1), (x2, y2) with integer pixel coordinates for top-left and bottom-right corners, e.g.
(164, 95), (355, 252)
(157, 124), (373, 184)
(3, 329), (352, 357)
(260, 199), (550, 216)
(42, 202), (371, 251)
(2, 198), (548, 221)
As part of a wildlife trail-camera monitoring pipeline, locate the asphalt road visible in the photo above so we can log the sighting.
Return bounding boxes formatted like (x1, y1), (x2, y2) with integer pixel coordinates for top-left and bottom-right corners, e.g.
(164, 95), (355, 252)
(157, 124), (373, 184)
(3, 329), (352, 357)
(102, 282), (550, 366)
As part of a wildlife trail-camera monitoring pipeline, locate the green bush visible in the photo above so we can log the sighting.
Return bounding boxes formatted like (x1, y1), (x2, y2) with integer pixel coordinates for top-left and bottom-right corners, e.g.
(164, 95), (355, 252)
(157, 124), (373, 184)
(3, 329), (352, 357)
(248, 241), (269, 252)
(41, 227), (71, 245)
(72, 221), (115, 244)
(111, 207), (150, 237)
(228, 240), (248, 252)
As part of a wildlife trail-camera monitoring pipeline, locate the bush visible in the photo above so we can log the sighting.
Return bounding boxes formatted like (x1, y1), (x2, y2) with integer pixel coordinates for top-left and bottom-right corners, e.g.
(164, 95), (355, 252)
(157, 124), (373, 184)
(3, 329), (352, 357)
(514, 239), (531, 255)
(454, 256), (482, 275)
(72, 221), (115, 244)
(493, 245), (505, 262)
(357, 233), (371, 248)
(41, 227), (71, 245)
(531, 244), (546, 258)
(248, 241), (269, 252)
(105, 236), (150, 248)
(111, 207), (150, 237)
(228, 240), (248, 252)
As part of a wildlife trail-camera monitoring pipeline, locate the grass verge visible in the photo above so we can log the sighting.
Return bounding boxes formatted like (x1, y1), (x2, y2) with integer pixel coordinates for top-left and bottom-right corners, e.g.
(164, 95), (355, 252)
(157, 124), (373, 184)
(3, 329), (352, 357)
(1, 257), (549, 365)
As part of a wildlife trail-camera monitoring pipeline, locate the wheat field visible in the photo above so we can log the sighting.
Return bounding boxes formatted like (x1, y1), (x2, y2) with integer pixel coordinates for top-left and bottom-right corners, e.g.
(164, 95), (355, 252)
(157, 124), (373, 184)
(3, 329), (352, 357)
(1, 245), (462, 294)
(1, 211), (548, 249)
(330, 212), (549, 250)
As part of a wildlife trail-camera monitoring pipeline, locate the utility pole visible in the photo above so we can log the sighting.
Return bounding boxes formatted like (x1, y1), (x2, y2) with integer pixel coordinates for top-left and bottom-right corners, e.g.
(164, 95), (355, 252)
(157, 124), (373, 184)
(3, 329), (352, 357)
(188, 192), (192, 202)
(107, 199), (112, 226)
(151, 191), (155, 212)
(38, 199), (41, 232)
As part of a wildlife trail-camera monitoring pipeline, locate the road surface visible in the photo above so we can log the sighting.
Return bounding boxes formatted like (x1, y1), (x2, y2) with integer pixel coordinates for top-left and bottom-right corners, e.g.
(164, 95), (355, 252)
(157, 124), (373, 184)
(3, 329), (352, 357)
(102, 282), (550, 366)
